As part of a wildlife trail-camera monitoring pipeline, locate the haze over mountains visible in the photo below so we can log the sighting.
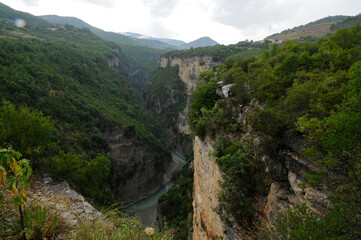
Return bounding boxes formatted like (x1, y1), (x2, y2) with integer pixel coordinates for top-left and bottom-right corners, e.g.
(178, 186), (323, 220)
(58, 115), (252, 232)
(40, 15), (219, 50)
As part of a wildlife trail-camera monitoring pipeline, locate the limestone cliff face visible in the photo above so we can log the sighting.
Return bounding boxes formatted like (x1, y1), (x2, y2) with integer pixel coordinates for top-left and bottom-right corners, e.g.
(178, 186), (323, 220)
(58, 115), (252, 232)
(157, 56), (217, 135)
(192, 101), (330, 240)
(193, 136), (240, 240)
(103, 128), (168, 205)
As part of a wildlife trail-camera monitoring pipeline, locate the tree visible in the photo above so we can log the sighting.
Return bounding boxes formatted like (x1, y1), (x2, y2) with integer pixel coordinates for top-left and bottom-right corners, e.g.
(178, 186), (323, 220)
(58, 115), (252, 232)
(0, 147), (32, 240)
(294, 61), (361, 238)
(0, 101), (53, 168)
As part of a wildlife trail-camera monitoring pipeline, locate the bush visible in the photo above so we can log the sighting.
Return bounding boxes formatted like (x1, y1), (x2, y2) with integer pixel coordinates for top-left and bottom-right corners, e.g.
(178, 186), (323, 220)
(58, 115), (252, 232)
(213, 137), (267, 226)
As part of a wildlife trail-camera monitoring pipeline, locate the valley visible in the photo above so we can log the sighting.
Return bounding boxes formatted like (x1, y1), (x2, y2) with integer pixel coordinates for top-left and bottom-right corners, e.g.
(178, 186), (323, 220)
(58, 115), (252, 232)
(0, 2), (360, 240)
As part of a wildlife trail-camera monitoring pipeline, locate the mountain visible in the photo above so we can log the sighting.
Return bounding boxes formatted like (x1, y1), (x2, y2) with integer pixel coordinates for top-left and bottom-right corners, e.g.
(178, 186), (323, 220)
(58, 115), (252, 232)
(40, 15), (175, 49)
(266, 15), (350, 40)
(0, 2), (51, 28)
(0, 2), (171, 207)
(41, 15), (219, 50)
(123, 32), (219, 49)
(122, 32), (186, 46)
(179, 36), (219, 49)
(331, 14), (361, 31)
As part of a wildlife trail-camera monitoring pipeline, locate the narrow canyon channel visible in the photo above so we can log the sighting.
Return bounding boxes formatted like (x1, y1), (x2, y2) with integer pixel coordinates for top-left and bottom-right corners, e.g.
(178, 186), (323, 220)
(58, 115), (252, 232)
(125, 152), (187, 227)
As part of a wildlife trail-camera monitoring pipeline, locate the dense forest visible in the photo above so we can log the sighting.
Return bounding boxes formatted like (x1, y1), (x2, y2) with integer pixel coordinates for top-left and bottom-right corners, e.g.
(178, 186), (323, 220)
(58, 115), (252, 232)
(0, 4), (170, 206)
(189, 24), (361, 238)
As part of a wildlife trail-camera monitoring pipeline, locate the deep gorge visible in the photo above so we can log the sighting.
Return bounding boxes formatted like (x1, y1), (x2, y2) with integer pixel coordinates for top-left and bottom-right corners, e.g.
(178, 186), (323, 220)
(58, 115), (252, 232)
(0, 4), (360, 239)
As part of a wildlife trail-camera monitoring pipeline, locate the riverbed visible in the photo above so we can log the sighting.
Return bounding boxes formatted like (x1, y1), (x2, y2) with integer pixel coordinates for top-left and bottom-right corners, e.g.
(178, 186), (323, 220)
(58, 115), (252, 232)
(125, 152), (186, 226)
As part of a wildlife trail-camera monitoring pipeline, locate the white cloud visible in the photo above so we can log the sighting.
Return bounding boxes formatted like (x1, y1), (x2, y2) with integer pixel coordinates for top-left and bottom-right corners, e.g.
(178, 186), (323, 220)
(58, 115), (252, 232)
(19, 0), (39, 7)
(1, 0), (361, 44)
(76, 0), (115, 8)
(143, 0), (180, 17)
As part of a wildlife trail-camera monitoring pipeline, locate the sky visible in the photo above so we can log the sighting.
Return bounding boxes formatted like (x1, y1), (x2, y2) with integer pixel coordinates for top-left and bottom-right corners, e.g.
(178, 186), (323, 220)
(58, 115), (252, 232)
(1, 0), (361, 45)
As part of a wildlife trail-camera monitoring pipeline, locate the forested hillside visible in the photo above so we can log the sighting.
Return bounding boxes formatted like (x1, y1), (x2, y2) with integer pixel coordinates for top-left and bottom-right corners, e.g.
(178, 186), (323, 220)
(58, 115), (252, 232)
(190, 24), (361, 238)
(0, 3), (169, 206)
(40, 15), (176, 49)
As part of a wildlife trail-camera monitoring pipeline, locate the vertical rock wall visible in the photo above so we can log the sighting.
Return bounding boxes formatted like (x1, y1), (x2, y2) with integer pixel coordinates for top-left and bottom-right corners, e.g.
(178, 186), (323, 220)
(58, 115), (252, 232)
(158, 56), (217, 135)
(103, 128), (168, 205)
(192, 136), (228, 240)
(191, 101), (330, 239)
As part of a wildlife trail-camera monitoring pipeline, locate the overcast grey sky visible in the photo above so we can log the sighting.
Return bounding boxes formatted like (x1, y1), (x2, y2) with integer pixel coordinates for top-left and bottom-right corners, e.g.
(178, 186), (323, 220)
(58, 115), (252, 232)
(1, 0), (361, 44)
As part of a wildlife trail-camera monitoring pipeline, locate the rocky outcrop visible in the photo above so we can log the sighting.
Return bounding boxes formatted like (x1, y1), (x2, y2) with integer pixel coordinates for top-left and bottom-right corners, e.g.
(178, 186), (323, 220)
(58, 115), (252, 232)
(27, 176), (102, 228)
(158, 56), (215, 95)
(192, 136), (241, 240)
(192, 100), (330, 240)
(158, 56), (217, 135)
(216, 81), (234, 98)
(103, 128), (169, 205)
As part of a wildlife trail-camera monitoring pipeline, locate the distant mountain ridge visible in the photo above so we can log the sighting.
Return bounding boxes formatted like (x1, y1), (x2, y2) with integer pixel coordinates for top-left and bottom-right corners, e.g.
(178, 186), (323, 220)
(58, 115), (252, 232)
(266, 15), (361, 41)
(179, 37), (218, 49)
(40, 15), (174, 49)
(122, 32), (186, 47)
(40, 15), (219, 49)
(122, 32), (219, 49)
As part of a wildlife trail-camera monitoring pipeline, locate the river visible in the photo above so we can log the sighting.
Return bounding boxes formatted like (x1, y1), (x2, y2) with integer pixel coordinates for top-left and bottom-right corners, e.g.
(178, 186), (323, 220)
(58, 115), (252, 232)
(125, 152), (186, 215)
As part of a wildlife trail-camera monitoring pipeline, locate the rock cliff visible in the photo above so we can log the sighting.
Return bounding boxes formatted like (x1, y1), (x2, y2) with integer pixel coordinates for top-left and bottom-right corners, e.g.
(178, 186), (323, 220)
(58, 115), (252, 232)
(192, 136), (240, 240)
(103, 128), (169, 205)
(27, 176), (103, 228)
(192, 100), (329, 240)
(157, 56), (217, 135)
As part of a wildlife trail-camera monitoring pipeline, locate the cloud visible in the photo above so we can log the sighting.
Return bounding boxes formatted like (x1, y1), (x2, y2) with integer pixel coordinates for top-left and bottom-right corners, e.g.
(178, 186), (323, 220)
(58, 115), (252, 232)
(211, 0), (296, 29)
(211, 0), (361, 35)
(143, 0), (180, 17)
(19, 0), (39, 7)
(147, 20), (175, 37)
(75, 0), (115, 8)
(19, 0), (115, 8)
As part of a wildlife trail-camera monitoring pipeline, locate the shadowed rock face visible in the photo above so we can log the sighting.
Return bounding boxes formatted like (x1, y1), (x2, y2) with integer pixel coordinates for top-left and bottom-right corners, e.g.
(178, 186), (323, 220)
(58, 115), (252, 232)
(192, 101), (330, 240)
(103, 128), (168, 205)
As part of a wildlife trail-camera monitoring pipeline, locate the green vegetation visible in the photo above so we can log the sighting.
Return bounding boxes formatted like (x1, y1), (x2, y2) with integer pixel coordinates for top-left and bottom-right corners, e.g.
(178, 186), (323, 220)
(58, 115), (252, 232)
(0, 4), (170, 206)
(0, 147), (46, 240)
(189, 24), (361, 236)
(0, 102), (114, 204)
(158, 157), (194, 240)
(40, 15), (175, 50)
(331, 14), (361, 31)
(259, 204), (357, 240)
(144, 66), (187, 129)
(66, 209), (173, 240)
(267, 14), (361, 41)
(0, 182), (172, 240)
(0, 102), (53, 168)
(212, 137), (268, 226)
(0, 2), (51, 29)
(164, 41), (264, 62)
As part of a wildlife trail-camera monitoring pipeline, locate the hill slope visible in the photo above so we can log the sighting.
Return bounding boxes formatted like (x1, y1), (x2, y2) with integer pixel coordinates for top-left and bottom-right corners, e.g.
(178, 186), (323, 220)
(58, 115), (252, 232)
(40, 15), (175, 49)
(0, 3), (170, 205)
(179, 36), (219, 49)
(267, 15), (351, 40)
(122, 32), (186, 46)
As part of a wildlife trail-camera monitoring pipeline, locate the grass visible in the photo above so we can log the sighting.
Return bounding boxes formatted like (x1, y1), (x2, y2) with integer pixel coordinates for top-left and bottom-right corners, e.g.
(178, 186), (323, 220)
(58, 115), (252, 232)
(64, 208), (173, 240)
(0, 186), (173, 240)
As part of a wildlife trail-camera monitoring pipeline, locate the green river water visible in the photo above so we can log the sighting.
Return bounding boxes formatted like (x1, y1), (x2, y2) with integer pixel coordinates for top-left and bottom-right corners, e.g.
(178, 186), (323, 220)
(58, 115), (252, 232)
(125, 152), (186, 213)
